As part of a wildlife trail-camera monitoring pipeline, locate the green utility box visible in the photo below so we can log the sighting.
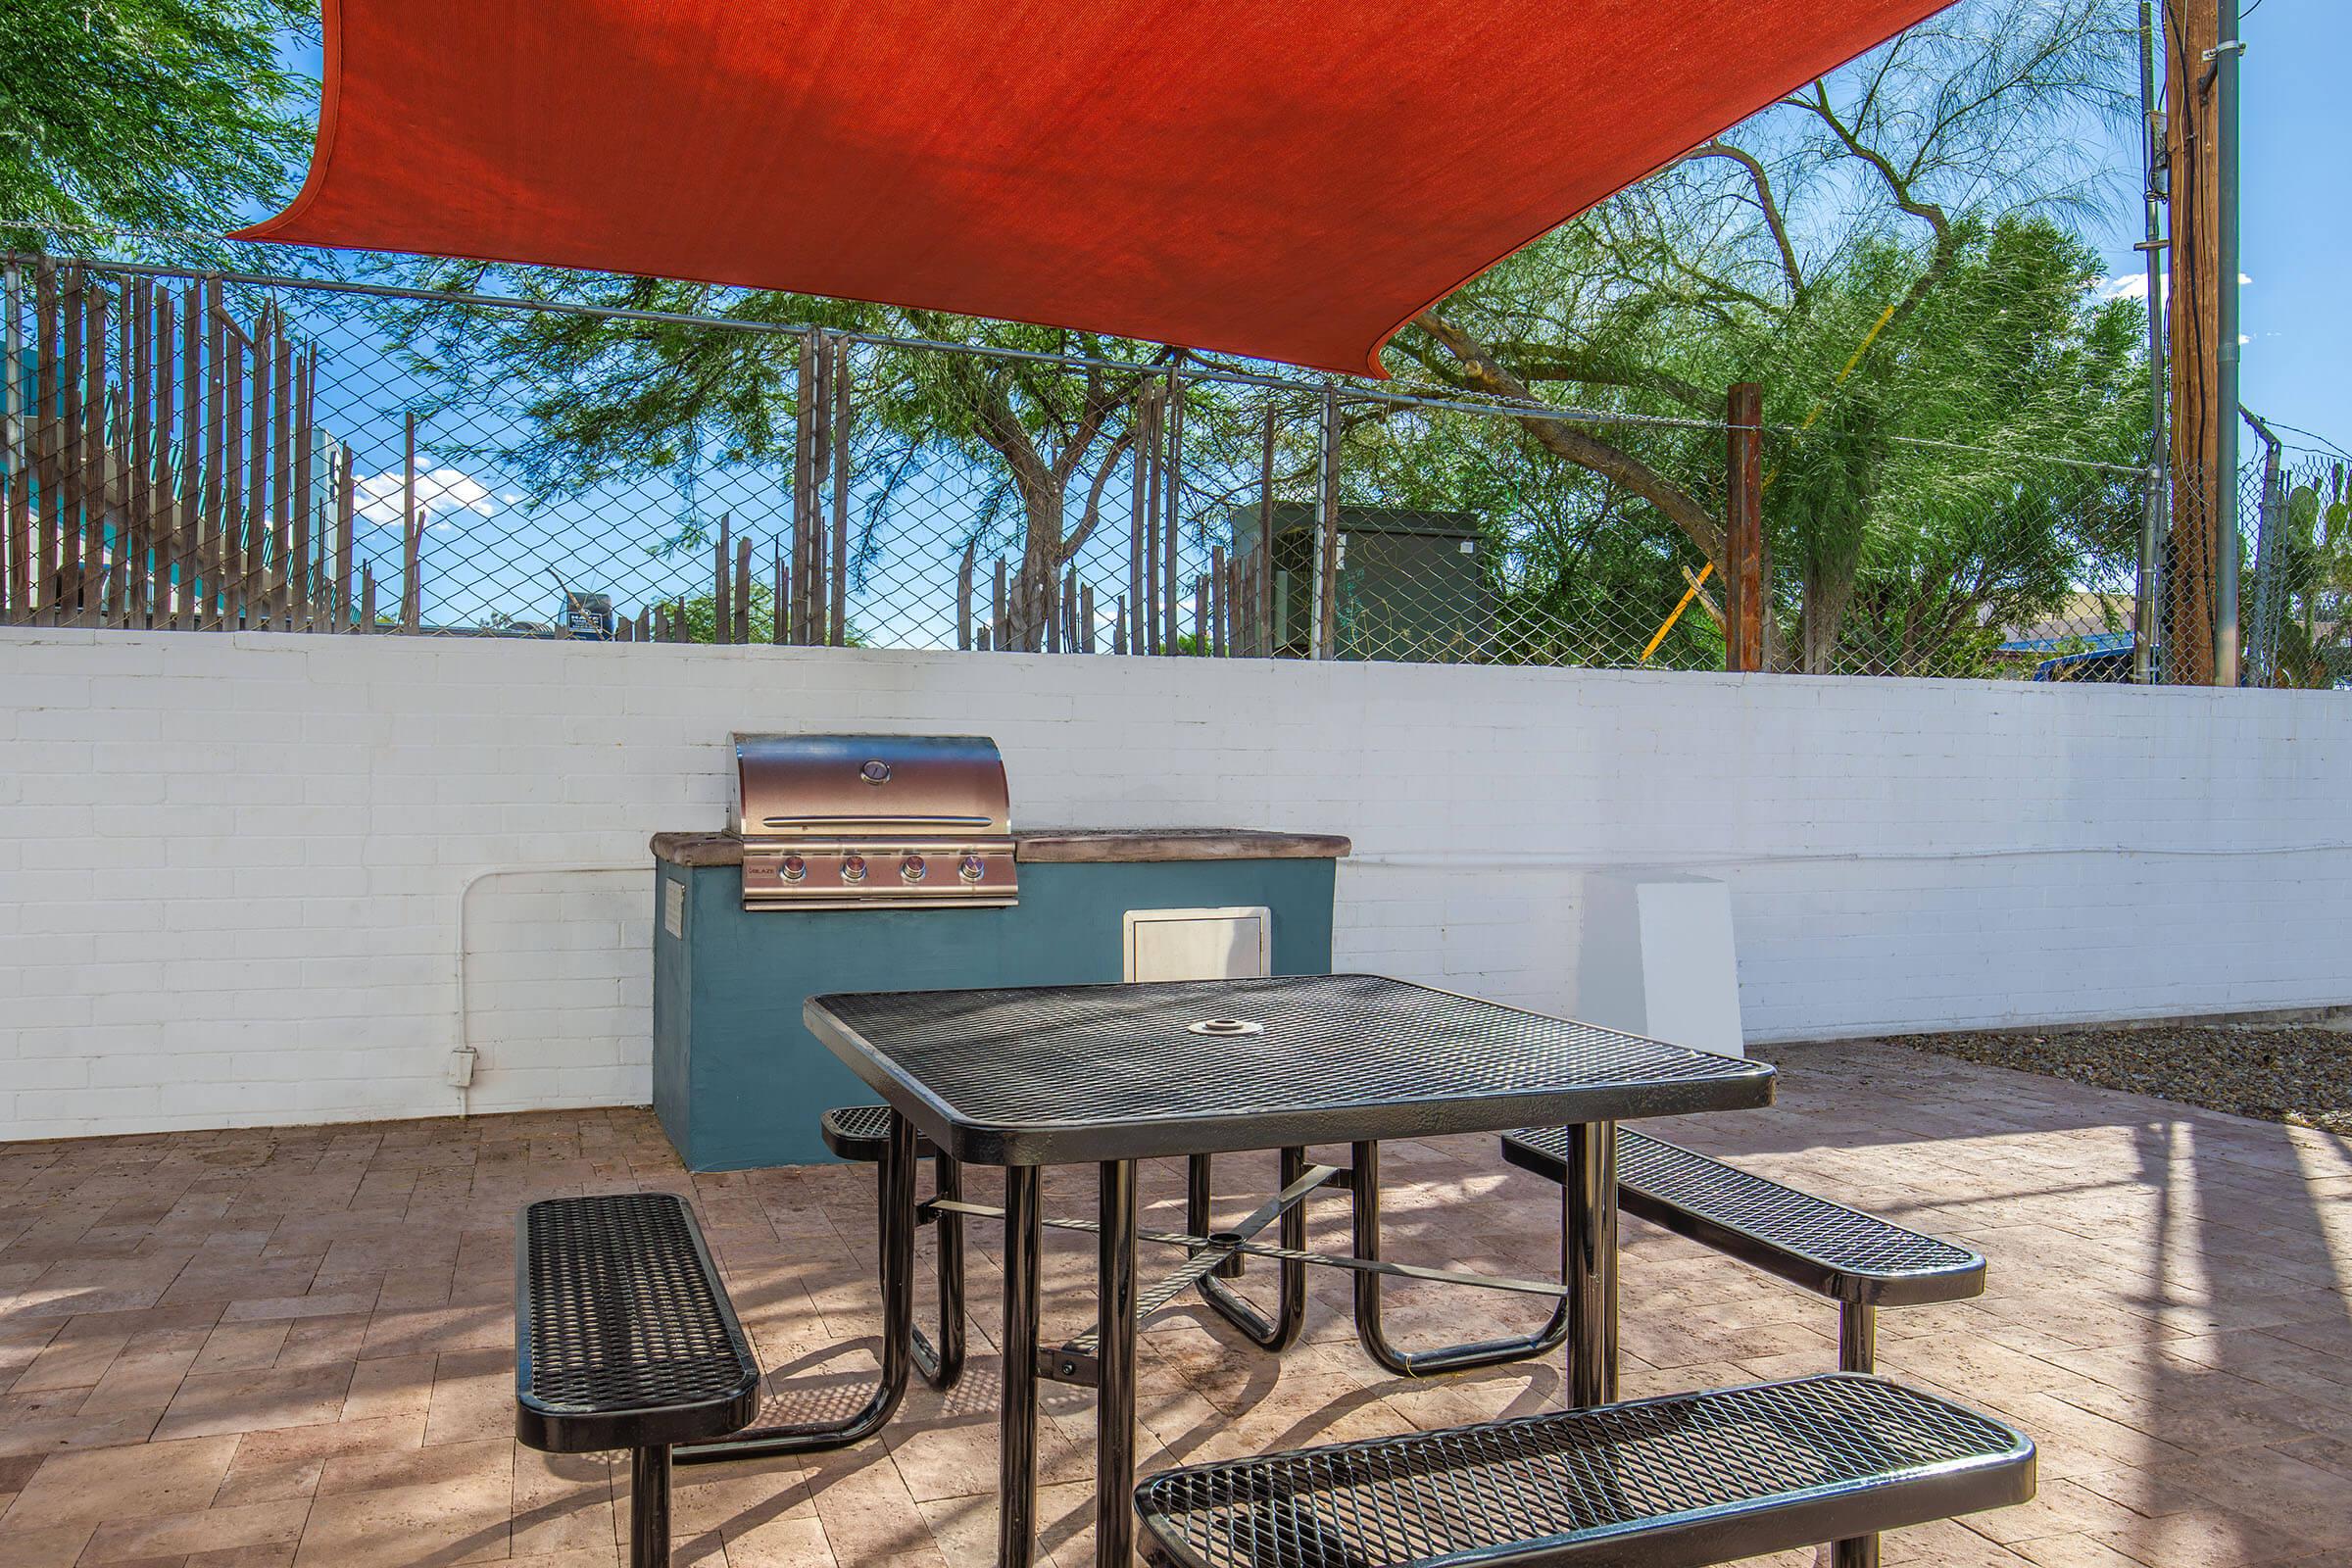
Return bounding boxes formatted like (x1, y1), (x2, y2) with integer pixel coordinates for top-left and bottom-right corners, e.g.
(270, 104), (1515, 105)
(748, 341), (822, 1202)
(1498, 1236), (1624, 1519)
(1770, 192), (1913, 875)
(1231, 502), (1495, 662)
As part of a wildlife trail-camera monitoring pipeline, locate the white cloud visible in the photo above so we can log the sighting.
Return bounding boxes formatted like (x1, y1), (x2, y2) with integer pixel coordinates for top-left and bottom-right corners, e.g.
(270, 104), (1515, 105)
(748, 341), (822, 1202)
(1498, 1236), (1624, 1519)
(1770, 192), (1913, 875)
(355, 467), (499, 532)
(2098, 270), (2248, 304)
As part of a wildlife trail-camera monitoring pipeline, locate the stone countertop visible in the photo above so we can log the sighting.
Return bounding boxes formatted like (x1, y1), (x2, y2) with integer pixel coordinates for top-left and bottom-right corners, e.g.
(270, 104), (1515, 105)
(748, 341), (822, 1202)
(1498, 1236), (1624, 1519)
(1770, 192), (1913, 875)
(650, 826), (1351, 867)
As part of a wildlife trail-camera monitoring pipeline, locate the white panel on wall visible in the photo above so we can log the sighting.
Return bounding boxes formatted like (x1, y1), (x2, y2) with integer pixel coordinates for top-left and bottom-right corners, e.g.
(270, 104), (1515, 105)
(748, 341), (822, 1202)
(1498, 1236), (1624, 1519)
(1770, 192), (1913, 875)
(1125, 906), (1272, 983)
(1571, 872), (1744, 1057)
(3, 625), (2348, 1142)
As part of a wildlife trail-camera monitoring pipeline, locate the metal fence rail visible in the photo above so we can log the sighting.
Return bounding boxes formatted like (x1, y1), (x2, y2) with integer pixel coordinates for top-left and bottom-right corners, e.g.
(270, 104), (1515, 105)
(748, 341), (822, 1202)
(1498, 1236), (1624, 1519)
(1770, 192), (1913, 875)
(0, 253), (2337, 687)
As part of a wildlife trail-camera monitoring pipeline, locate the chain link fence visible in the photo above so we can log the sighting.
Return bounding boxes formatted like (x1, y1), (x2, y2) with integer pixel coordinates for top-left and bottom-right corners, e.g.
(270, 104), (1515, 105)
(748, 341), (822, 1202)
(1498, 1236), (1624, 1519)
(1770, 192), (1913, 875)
(0, 253), (2335, 687)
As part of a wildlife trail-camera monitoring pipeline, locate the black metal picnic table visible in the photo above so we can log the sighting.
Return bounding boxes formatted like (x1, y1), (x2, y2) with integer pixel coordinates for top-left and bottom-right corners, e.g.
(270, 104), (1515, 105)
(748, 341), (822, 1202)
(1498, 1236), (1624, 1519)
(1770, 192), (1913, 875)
(716, 973), (1777, 1568)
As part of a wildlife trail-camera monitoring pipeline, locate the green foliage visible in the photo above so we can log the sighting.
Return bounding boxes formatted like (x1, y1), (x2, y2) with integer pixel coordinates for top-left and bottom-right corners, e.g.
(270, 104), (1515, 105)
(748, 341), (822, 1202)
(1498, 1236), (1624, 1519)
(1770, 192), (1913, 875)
(378, 266), (1165, 646)
(2261, 468), (2352, 688)
(0, 0), (317, 249)
(1371, 0), (2150, 673)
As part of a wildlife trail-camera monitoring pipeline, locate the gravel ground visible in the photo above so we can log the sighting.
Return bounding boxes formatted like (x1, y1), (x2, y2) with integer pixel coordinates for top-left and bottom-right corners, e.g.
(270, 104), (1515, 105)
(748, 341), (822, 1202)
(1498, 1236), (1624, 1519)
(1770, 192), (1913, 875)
(1880, 1022), (2352, 1136)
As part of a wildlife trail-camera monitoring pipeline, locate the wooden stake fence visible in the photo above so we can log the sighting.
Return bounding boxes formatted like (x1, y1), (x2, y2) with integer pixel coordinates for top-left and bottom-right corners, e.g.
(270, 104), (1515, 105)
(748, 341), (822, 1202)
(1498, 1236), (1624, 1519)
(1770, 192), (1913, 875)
(0, 263), (1284, 655)
(0, 263), (366, 635)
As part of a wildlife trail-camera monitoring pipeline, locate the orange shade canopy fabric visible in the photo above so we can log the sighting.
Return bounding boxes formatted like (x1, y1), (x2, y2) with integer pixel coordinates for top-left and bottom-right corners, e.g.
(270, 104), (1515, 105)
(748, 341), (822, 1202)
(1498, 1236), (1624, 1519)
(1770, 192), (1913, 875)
(244, 0), (1951, 374)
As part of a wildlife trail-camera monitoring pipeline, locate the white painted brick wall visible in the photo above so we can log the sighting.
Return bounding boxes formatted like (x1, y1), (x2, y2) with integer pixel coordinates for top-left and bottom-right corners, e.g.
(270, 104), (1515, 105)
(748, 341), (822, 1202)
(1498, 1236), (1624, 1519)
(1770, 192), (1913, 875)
(3, 626), (2348, 1142)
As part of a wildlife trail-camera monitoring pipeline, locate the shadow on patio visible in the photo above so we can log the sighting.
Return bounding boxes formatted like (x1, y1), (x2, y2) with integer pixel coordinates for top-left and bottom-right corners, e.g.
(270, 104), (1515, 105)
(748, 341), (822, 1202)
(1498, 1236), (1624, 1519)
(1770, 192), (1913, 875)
(0, 1042), (2346, 1566)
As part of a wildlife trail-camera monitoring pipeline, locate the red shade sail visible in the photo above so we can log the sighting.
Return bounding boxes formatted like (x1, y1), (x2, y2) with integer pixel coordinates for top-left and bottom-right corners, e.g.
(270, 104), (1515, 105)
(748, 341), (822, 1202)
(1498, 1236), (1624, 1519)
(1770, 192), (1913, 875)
(242, 0), (1950, 374)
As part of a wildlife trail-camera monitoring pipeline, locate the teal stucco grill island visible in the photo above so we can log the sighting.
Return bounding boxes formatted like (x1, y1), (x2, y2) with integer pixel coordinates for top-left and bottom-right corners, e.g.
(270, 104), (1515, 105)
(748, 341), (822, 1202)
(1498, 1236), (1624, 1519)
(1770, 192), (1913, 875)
(648, 733), (1348, 1171)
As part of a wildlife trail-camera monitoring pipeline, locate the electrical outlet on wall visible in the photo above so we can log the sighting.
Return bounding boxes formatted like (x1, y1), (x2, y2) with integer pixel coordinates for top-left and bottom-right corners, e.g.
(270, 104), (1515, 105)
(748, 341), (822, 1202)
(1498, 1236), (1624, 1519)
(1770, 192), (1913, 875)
(445, 1046), (478, 1088)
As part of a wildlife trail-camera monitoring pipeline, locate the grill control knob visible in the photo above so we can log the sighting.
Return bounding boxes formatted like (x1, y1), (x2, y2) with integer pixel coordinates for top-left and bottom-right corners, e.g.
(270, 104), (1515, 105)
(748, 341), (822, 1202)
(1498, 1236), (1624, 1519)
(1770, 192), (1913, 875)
(859, 760), (892, 785)
(900, 856), (927, 883)
(840, 856), (868, 883)
(780, 855), (807, 883)
(957, 854), (987, 883)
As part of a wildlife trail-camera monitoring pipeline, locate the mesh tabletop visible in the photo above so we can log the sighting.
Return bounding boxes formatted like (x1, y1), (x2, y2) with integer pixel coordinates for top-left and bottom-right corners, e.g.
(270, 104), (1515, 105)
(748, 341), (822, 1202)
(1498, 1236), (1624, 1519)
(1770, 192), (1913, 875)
(805, 974), (1774, 1165)
(1134, 1373), (2034, 1568)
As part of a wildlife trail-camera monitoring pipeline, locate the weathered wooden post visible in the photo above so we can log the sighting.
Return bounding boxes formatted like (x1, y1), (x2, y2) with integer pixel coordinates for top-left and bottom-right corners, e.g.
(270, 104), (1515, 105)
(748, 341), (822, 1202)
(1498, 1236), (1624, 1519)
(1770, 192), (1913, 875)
(1723, 381), (1764, 672)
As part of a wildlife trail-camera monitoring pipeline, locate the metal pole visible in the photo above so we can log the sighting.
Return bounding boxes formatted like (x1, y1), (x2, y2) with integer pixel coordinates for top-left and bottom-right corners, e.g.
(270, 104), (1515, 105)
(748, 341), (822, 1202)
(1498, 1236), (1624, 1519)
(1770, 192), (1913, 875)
(2213, 0), (2242, 686)
(1163, 368), (1182, 656)
(1831, 1302), (1881, 1568)
(2242, 409), (2285, 685)
(629, 1446), (670, 1568)
(1313, 384), (1339, 660)
(2134, 0), (2169, 685)
(673, 1110), (915, 1462)
(3, 261), (20, 476)
(998, 1165), (1042, 1568)
(1095, 1160), (1139, 1568)
(1564, 1121), (1619, 1407)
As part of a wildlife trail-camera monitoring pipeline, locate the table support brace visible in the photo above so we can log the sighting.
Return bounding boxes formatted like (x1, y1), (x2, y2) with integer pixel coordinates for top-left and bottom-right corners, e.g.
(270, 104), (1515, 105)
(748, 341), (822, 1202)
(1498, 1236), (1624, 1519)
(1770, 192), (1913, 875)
(1350, 1139), (1573, 1378)
(912, 1154), (965, 1392)
(674, 1110), (916, 1464)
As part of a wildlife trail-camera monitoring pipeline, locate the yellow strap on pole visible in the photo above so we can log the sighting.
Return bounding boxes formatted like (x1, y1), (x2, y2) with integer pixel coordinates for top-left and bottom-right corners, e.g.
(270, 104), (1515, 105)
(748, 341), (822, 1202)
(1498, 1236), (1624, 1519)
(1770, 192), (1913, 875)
(1640, 561), (1711, 662)
(1635, 299), (1903, 662)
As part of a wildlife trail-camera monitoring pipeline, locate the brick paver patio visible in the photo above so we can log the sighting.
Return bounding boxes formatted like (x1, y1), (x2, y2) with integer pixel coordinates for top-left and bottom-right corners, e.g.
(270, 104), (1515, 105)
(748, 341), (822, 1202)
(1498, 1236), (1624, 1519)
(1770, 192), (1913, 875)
(2, 1041), (2348, 1568)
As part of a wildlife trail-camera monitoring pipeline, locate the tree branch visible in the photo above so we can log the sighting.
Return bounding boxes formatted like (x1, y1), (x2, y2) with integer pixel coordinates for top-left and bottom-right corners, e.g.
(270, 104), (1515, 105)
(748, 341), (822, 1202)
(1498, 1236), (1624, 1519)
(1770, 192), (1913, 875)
(1411, 310), (1726, 568)
(1682, 141), (1805, 299)
(1798, 84), (1961, 360)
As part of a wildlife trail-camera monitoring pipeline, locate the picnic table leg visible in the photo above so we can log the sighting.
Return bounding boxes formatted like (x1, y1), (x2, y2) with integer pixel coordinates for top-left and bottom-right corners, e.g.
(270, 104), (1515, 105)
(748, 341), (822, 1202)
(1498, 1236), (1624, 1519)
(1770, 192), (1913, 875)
(1834, 1302), (1882, 1568)
(998, 1164), (1043, 1568)
(1096, 1159), (1139, 1568)
(672, 1110), (918, 1462)
(914, 1153), (967, 1391)
(630, 1446), (671, 1568)
(1564, 1119), (1620, 1407)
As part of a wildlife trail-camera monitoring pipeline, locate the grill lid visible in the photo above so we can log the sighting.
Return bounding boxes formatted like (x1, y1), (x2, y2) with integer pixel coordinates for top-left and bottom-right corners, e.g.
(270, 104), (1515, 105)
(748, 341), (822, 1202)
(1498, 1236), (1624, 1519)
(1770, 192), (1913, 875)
(730, 734), (1016, 909)
(732, 734), (1011, 838)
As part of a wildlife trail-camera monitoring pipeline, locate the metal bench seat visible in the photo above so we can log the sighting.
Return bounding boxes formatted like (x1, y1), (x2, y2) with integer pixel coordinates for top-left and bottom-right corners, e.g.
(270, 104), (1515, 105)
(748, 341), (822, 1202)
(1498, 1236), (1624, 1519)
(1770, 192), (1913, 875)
(821, 1102), (940, 1161)
(1500, 1126), (1984, 1308)
(1133, 1373), (2034, 1568)
(1501, 1126), (1984, 1568)
(516, 1193), (761, 1567)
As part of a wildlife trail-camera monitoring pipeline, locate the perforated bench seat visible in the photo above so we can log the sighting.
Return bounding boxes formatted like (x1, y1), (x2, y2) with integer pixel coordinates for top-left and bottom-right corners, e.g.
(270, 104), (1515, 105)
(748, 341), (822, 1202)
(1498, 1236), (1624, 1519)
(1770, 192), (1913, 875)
(1500, 1127), (1984, 1307)
(821, 1102), (939, 1162)
(1133, 1374), (2034, 1568)
(516, 1193), (761, 1567)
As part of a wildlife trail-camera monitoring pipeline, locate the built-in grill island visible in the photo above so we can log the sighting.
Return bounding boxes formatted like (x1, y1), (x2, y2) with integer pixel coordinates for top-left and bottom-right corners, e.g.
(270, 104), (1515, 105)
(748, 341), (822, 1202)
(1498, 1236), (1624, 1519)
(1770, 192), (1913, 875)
(653, 733), (1349, 1169)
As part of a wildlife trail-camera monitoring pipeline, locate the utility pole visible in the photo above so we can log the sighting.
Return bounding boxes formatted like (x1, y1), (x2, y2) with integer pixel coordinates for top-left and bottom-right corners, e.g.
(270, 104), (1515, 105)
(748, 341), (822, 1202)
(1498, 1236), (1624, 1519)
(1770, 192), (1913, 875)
(2162, 0), (2216, 684)
(2212, 0), (2242, 687)
(2163, 0), (2243, 686)
(2132, 2), (2167, 685)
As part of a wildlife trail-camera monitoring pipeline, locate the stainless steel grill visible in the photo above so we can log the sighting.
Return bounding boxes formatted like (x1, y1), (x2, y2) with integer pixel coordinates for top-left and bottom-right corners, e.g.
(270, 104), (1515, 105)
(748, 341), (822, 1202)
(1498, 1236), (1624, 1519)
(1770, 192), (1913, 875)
(731, 733), (1017, 910)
